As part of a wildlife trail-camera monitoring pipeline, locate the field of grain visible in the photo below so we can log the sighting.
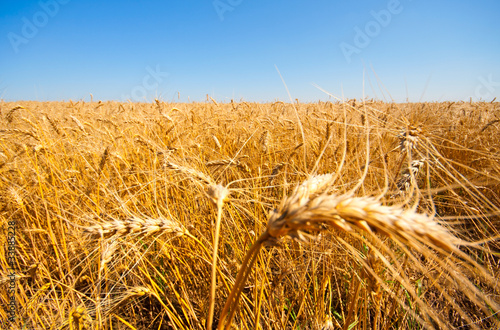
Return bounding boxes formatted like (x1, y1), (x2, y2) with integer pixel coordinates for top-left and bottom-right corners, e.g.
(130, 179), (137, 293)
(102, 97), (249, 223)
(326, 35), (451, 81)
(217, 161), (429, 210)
(0, 99), (499, 329)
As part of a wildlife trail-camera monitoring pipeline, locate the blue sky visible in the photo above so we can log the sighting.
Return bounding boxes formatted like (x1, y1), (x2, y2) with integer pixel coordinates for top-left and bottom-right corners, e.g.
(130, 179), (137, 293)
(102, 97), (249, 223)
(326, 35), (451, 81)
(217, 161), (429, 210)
(0, 0), (499, 102)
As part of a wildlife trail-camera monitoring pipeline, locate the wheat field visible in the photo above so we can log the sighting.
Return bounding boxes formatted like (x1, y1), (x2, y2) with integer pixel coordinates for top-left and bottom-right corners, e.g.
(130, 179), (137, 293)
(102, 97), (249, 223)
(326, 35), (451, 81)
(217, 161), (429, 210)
(0, 99), (499, 329)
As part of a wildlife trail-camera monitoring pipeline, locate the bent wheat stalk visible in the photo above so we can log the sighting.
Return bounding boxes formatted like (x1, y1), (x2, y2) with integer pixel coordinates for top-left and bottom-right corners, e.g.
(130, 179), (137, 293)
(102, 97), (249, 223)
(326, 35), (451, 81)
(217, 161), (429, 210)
(217, 175), (461, 329)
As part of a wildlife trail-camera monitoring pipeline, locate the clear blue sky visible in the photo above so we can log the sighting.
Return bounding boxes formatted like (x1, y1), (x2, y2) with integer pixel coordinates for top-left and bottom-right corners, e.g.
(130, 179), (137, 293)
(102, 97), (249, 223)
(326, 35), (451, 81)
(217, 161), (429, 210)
(1, 0), (499, 103)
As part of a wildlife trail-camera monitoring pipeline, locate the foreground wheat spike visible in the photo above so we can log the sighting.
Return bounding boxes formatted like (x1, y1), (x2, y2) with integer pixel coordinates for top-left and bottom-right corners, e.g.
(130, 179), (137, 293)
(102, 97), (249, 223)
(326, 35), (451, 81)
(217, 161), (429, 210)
(267, 190), (458, 251)
(217, 175), (461, 329)
(267, 171), (456, 251)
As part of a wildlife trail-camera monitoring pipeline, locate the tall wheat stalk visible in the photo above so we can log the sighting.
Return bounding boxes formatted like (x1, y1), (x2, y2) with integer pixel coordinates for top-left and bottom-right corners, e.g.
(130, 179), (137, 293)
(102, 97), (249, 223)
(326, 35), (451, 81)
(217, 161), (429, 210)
(206, 184), (230, 329)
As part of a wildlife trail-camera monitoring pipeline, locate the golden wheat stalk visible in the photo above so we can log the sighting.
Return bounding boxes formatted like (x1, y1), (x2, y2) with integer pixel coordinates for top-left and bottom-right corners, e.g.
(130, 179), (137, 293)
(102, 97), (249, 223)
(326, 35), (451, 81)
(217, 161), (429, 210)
(206, 184), (230, 330)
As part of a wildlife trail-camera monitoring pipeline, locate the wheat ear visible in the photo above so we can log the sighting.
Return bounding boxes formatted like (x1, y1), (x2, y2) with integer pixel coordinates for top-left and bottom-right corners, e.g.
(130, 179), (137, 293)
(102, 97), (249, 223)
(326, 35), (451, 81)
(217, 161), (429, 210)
(206, 184), (230, 330)
(84, 216), (187, 238)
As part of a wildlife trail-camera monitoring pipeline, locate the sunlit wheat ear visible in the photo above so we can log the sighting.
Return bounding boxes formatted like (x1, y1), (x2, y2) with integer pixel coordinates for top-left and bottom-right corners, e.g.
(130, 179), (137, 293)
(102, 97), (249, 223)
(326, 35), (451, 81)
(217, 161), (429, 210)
(97, 146), (110, 175)
(267, 180), (459, 251)
(99, 240), (118, 270)
(84, 216), (188, 239)
(164, 161), (214, 185)
(278, 173), (334, 210)
(0, 128), (40, 141)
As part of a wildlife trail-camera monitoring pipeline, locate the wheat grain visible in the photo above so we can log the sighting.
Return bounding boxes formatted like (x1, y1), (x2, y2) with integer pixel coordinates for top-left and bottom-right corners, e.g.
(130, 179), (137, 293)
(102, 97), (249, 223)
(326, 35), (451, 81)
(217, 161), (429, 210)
(96, 118), (119, 130)
(274, 193), (457, 251)
(207, 184), (230, 206)
(110, 286), (152, 311)
(100, 240), (118, 269)
(206, 159), (237, 167)
(0, 128), (39, 141)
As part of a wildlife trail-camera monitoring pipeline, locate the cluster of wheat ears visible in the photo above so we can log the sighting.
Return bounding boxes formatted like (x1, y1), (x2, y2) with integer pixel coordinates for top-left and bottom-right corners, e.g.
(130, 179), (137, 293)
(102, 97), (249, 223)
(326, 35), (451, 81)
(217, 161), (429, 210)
(0, 99), (499, 329)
